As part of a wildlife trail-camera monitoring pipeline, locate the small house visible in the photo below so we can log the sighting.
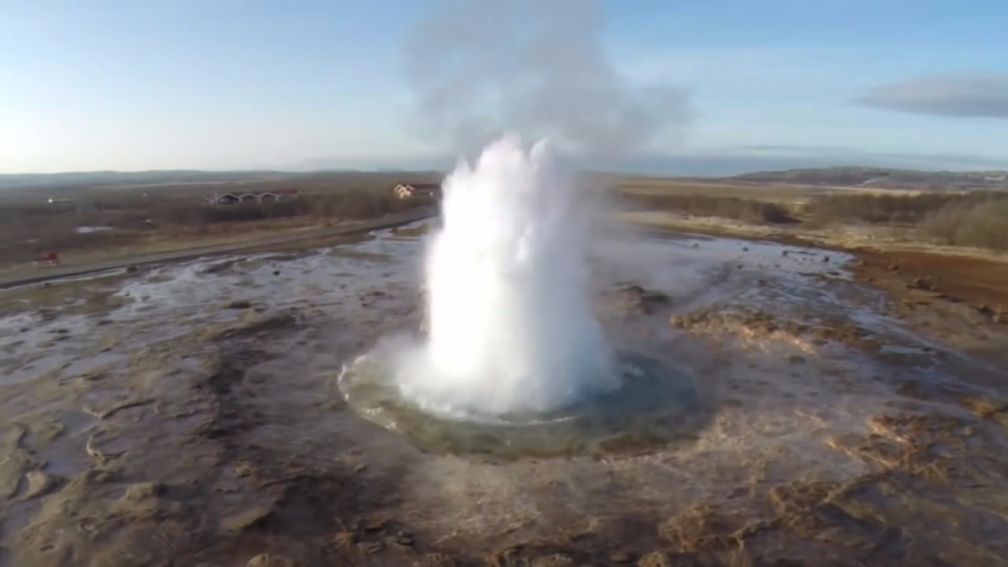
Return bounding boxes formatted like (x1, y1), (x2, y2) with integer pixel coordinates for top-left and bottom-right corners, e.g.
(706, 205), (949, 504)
(393, 183), (439, 200)
(205, 189), (300, 205)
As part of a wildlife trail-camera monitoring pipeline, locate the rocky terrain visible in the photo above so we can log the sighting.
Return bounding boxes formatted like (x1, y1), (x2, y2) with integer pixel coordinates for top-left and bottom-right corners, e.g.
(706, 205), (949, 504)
(1, 223), (1007, 566)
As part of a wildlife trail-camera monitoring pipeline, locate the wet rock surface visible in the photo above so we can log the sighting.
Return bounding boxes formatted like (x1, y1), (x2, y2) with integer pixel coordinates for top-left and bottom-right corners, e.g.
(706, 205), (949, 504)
(0, 225), (1007, 565)
(606, 284), (672, 317)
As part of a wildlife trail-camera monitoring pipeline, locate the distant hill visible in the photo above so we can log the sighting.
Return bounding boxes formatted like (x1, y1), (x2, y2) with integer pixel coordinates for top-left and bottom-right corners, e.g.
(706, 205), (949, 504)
(0, 168), (448, 193)
(0, 170), (292, 191)
(5, 165), (1008, 193)
(731, 167), (1008, 191)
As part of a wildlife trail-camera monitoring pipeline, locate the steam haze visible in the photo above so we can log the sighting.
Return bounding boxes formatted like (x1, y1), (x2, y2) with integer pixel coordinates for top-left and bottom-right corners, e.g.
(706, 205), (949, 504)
(403, 0), (691, 158)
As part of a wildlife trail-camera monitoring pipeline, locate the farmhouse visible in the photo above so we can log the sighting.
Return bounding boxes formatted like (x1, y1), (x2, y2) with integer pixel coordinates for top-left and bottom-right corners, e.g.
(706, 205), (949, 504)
(393, 183), (439, 199)
(204, 188), (299, 205)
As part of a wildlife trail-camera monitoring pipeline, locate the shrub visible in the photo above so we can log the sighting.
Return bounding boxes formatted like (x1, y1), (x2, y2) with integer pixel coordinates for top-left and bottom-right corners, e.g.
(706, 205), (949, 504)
(622, 193), (797, 224)
(150, 189), (425, 226)
(923, 197), (1008, 250)
(803, 193), (966, 224)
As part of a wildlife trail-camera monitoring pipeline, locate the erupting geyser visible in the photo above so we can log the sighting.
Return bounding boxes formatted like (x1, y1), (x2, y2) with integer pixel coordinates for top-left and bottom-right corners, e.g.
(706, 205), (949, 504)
(339, 135), (699, 456)
(396, 135), (618, 417)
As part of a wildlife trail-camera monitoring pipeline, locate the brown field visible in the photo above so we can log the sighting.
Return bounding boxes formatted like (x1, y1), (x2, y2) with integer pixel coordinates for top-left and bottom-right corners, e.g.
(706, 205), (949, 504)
(612, 176), (827, 203)
(0, 172), (440, 274)
(5, 170), (1007, 312)
(606, 175), (1008, 323)
(3, 172), (1008, 565)
(611, 175), (1008, 247)
(610, 175), (928, 204)
(857, 248), (1008, 311)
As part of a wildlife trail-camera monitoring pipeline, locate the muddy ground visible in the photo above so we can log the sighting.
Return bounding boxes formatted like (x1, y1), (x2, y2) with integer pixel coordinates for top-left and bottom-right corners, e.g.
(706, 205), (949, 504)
(2, 223), (1008, 566)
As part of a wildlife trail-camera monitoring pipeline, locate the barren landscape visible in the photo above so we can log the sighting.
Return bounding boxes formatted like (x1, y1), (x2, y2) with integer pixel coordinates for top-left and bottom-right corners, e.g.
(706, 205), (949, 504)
(6, 1), (1008, 565)
(2, 166), (1008, 566)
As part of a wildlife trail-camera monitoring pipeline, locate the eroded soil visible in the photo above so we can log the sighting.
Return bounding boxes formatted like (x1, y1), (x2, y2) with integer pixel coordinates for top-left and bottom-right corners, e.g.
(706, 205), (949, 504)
(1, 224), (1007, 566)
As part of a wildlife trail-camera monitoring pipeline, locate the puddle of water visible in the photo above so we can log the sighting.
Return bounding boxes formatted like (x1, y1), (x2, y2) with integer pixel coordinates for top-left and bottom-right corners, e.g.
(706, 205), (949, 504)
(339, 351), (703, 458)
(75, 226), (114, 234)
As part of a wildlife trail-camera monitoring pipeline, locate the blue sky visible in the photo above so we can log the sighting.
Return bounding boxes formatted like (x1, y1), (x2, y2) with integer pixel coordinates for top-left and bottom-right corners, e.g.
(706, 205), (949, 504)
(1, 0), (1006, 175)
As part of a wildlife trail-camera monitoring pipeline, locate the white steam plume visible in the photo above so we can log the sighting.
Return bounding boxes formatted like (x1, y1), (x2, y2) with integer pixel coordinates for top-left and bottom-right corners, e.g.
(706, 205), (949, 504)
(404, 0), (690, 158)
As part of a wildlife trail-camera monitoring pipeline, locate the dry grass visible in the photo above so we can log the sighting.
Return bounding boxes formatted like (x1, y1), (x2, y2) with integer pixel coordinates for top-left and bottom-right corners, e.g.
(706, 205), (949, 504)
(923, 197), (1008, 250)
(803, 192), (965, 224)
(609, 176), (832, 204)
(6, 170), (1006, 269)
(0, 172), (437, 266)
(619, 192), (797, 224)
(803, 191), (1008, 250)
(609, 176), (1008, 254)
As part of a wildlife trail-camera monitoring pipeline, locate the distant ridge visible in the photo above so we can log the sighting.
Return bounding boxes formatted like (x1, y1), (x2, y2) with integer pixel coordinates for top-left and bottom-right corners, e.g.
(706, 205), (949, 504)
(0, 168), (448, 191)
(3, 165), (1007, 192)
(730, 166), (1008, 191)
(0, 170), (287, 190)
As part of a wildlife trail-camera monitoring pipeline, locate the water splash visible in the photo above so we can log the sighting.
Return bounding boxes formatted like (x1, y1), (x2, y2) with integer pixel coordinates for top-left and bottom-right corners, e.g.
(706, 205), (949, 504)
(394, 135), (617, 418)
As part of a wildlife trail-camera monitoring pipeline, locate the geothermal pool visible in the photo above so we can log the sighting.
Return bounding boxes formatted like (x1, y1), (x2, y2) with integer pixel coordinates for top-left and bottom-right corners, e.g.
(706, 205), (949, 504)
(1, 214), (1007, 563)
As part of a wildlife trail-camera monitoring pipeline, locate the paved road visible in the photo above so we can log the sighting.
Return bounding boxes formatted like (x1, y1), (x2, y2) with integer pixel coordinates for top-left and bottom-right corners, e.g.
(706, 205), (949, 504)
(0, 207), (435, 289)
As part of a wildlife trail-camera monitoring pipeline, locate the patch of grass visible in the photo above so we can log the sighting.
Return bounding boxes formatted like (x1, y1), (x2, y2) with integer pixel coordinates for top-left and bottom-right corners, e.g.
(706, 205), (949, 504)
(621, 193), (797, 224)
(801, 191), (1008, 225)
(801, 191), (1008, 250)
(616, 182), (1008, 252)
(923, 197), (1008, 250)
(0, 175), (436, 265)
(803, 192), (965, 224)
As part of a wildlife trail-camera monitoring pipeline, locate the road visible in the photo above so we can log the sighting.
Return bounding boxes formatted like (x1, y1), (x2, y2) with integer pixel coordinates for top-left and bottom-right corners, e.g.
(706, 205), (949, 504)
(0, 207), (434, 289)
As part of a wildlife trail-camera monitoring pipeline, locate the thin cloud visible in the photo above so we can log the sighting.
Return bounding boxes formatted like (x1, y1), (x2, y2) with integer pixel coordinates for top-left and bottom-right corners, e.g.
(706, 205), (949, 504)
(855, 74), (1008, 119)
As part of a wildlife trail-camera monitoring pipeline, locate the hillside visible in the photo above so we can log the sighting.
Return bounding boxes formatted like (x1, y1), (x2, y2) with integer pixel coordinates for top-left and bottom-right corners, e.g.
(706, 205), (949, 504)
(0, 170), (294, 191)
(5, 165), (1008, 194)
(731, 166), (1008, 191)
